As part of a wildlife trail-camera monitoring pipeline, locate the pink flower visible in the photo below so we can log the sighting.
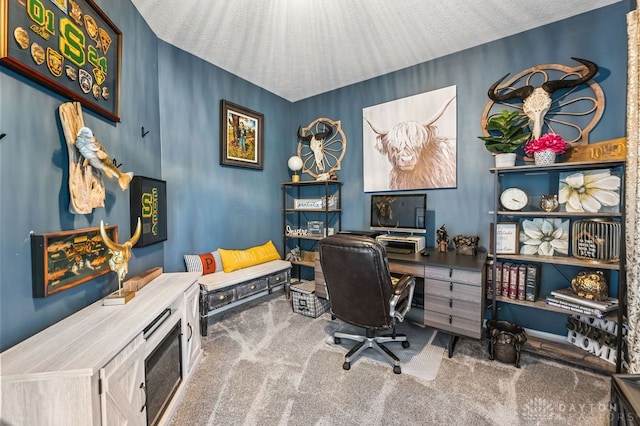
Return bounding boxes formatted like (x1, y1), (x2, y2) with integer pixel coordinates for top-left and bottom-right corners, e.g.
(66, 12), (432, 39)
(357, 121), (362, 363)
(524, 133), (569, 156)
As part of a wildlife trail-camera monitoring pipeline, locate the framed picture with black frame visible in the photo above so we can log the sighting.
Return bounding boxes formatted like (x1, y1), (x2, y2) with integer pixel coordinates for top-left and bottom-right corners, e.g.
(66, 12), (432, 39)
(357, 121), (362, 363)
(220, 100), (264, 169)
(130, 176), (167, 247)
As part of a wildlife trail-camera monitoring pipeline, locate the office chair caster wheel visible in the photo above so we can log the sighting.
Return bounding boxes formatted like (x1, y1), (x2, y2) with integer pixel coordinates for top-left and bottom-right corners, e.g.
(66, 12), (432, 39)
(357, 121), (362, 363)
(402, 341), (410, 349)
(342, 362), (351, 370)
(393, 366), (401, 374)
(334, 337), (341, 344)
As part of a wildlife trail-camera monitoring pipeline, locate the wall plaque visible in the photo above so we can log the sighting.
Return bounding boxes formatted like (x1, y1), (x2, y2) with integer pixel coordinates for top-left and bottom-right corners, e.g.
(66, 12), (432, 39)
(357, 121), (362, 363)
(1, 0), (122, 121)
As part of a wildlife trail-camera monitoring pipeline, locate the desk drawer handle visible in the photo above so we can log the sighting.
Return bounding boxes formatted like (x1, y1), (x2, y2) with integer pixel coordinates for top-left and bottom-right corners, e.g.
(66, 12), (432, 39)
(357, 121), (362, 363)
(449, 315), (453, 324)
(449, 269), (453, 278)
(218, 294), (226, 301)
(449, 282), (453, 292)
(449, 299), (453, 308)
(275, 276), (281, 282)
(250, 284), (256, 290)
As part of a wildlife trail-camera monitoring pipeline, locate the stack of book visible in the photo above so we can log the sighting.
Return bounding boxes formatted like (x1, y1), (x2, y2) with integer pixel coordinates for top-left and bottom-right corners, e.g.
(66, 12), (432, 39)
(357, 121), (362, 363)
(546, 288), (618, 318)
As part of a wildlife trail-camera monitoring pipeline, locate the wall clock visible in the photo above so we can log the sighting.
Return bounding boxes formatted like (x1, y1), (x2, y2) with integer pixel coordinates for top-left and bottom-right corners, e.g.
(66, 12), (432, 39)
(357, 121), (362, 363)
(500, 187), (528, 211)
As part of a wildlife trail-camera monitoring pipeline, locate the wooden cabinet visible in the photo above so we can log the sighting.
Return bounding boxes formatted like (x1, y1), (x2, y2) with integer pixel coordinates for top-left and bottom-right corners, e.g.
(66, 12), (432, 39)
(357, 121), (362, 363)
(100, 334), (146, 426)
(388, 250), (486, 356)
(282, 180), (342, 286)
(489, 159), (626, 373)
(183, 283), (202, 376)
(0, 273), (201, 425)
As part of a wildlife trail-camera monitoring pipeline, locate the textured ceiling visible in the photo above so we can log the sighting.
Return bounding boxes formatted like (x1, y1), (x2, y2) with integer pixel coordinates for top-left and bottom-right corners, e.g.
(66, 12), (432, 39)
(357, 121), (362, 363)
(130, 0), (620, 102)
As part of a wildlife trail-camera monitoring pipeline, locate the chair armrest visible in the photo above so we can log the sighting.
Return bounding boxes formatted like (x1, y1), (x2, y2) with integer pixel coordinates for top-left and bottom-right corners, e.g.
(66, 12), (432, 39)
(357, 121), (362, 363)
(389, 274), (416, 322)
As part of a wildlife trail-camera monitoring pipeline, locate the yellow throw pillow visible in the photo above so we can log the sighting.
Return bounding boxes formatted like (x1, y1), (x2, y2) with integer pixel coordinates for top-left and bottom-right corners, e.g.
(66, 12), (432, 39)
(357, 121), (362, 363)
(218, 240), (281, 273)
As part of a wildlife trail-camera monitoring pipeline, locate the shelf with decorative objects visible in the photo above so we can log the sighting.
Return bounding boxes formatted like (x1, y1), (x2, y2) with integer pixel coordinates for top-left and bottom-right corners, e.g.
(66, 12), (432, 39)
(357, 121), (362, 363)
(282, 180), (342, 283)
(488, 158), (626, 374)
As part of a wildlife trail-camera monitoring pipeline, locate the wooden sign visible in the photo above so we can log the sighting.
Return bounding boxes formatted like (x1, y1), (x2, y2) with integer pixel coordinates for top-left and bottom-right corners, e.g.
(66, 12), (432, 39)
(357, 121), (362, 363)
(31, 225), (118, 297)
(565, 138), (627, 162)
(1, 0), (122, 121)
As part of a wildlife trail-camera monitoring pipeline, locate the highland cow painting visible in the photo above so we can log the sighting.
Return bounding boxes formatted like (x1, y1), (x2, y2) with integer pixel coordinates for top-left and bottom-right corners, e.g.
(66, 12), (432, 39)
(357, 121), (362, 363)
(362, 86), (457, 192)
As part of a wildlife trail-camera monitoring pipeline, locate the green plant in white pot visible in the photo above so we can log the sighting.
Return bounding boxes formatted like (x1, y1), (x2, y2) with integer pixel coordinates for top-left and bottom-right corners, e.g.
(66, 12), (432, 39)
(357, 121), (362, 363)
(479, 110), (531, 167)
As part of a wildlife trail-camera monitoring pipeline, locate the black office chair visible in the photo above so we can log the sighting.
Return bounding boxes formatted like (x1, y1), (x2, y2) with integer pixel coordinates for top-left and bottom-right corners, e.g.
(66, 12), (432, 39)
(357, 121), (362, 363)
(318, 234), (415, 374)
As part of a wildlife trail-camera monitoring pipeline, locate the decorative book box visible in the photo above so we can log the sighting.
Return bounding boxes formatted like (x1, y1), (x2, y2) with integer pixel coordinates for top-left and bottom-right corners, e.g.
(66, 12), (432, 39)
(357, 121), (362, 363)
(291, 280), (330, 318)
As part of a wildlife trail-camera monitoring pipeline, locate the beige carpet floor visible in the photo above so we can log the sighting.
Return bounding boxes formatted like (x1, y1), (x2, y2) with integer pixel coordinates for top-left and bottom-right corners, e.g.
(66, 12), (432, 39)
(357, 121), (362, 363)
(169, 292), (611, 425)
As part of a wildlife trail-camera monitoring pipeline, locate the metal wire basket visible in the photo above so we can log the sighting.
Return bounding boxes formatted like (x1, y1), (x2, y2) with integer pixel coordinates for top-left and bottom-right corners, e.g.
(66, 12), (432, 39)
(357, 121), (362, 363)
(572, 219), (620, 262)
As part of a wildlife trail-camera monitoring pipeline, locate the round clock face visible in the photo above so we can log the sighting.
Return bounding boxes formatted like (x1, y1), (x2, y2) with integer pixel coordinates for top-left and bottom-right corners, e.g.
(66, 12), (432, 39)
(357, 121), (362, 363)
(500, 187), (528, 211)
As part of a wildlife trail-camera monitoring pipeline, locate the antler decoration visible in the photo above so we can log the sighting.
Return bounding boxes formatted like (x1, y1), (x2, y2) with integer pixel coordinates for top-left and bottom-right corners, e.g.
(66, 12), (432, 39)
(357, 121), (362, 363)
(100, 218), (142, 291)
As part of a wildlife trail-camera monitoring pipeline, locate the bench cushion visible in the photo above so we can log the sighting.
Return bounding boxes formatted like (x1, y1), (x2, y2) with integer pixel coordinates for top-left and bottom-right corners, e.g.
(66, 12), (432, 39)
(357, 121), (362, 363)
(198, 259), (291, 292)
(218, 240), (280, 273)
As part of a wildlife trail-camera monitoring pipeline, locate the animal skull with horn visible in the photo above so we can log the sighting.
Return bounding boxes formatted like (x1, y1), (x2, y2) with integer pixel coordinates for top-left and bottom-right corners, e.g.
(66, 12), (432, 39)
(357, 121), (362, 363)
(100, 218), (142, 285)
(487, 57), (598, 140)
(297, 121), (334, 174)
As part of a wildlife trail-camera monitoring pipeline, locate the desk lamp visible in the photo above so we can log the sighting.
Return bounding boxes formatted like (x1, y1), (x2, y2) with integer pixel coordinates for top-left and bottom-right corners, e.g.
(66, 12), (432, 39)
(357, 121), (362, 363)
(288, 155), (303, 182)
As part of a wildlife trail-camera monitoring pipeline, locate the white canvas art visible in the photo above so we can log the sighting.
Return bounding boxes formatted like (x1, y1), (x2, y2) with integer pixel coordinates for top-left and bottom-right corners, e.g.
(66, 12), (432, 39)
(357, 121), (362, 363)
(362, 85), (457, 192)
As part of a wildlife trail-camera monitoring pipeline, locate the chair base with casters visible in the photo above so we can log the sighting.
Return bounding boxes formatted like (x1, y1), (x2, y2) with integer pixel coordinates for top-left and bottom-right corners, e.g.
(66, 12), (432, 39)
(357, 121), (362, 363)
(334, 327), (410, 374)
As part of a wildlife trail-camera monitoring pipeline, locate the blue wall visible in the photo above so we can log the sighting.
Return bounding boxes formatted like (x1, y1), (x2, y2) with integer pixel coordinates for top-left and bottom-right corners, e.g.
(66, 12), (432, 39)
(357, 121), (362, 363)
(0, 0), (630, 350)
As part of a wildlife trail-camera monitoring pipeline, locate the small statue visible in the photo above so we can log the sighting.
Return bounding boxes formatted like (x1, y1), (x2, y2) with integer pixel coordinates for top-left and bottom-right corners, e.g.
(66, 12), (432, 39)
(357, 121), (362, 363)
(285, 246), (301, 262)
(437, 225), (449, 253)
(76, 127), (134, 190)
(540, 194), (559, 212)
(571, 270), (608, 301)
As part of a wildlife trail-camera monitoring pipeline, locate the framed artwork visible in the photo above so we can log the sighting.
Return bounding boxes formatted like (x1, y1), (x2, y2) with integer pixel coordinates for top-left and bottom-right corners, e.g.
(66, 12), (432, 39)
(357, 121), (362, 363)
(1, 0), (122, 122)
(558, 168), (621, 213)
(362, 85), (457, 191)
(31, 225), (118, 298)
(129, 176), (167, 247)
(519, 218), (570, 257)
(221, 100), (264, 169)
(491, 222), (519, 255)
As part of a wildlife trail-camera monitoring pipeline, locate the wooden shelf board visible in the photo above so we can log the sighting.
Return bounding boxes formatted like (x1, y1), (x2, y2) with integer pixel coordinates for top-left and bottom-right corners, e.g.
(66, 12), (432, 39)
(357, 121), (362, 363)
(492, 294), (618, 319)
(291, 260), (314, 268)
(523, 334), (616, 374)
(490, 253), (620, 270)
(490, 159), (625, 174)
(496, 211), (621, 218)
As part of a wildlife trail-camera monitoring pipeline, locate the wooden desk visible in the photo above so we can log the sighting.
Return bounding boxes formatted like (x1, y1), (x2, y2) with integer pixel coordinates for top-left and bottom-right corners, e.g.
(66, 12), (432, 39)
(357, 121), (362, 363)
(387, 250), (487, 357)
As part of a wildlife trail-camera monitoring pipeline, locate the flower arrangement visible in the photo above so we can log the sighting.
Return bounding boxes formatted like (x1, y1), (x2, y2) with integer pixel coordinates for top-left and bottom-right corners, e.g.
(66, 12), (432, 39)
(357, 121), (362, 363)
(524, 133), (569, 156)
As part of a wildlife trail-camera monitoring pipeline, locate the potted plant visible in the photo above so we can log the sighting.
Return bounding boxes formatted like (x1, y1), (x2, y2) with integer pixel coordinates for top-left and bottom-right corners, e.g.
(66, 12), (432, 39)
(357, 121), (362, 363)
(479, 110), (531, 167)
(524, 133), (569, 165)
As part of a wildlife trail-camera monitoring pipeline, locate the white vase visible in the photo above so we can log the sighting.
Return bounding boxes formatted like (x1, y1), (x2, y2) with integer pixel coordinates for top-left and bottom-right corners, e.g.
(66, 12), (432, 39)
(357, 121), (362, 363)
(494, 153), (517, 168)
(534, 149), (557, 165)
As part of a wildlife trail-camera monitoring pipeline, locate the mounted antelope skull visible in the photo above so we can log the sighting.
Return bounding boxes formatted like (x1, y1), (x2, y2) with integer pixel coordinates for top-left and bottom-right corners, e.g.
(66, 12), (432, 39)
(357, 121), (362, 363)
(488, 57), (598, 139)
(100, 218), (142, 284)
(297, 121), (333, 173)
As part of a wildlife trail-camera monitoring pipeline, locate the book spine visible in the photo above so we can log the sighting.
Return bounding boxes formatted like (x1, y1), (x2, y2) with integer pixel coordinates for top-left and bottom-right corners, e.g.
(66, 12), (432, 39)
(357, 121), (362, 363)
(494, 261), (502, 295)
(546, 299), (604, 318)
(517, 264), (527, 301)
(486, 260), (493, 296)
(525, 264), (540, 302)
(508, 264), (519, 299)
(501, 262), (511, 297)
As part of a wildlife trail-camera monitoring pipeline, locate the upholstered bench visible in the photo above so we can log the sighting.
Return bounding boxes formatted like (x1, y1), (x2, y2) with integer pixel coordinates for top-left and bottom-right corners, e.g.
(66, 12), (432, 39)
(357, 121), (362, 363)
(184, 241), (291, 336)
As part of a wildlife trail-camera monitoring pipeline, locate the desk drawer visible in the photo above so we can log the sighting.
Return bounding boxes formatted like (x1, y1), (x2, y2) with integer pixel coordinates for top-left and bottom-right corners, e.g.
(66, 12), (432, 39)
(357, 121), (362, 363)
(424, 295), (481, 322)
(424, 310), (482, 339)
(424, 279), (482, 303)
(236, 278), (268, 299)
(424, 266), (481, 286)
(388, 261), (424, 278)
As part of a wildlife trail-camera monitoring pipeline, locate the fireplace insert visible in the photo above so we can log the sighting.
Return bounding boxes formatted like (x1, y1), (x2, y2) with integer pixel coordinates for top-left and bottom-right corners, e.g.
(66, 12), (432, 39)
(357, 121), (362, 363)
(144, 319), (182, 425)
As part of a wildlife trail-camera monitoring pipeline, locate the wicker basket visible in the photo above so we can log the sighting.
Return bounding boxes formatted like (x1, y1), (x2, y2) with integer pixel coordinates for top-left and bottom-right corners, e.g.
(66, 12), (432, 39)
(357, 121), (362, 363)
(487, 320), (527, 368)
